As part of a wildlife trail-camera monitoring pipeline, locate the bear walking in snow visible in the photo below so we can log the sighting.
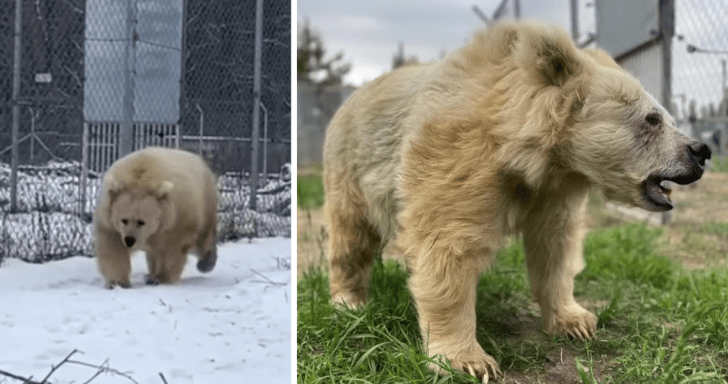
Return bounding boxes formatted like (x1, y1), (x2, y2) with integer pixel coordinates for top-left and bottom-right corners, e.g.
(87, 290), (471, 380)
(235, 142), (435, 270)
(94, 147), (218, 288)
(323, 22), (711, 381)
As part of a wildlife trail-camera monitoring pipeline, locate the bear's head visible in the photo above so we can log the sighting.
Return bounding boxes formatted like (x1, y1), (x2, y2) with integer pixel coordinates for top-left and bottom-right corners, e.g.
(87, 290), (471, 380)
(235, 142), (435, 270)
(493, 23), (711, 212)
(569, 59), (711, 212)
(104, 178), (176, 249)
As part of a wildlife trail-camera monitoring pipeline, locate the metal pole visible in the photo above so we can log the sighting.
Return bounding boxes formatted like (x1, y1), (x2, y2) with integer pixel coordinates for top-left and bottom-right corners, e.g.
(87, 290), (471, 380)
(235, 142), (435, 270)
(196, 103), (203, 155)
(660, 0), (674, 113)
(571, 0), (579, 41)
(81, 122), (88, 216)
(260, 102), (268, 180)
(249, 0), (263, 211)
(30, 108), (35, 161)
(10, 0), (22, 213)
(178, 0), (188, 150)
(660, 0), (674, 225)
(722, 59), (726, 99)
(120, 0), (136, 157)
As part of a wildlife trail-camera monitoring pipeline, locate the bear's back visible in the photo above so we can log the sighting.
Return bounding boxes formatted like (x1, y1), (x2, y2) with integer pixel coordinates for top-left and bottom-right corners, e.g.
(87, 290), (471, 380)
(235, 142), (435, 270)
(108, 147), (212, 185)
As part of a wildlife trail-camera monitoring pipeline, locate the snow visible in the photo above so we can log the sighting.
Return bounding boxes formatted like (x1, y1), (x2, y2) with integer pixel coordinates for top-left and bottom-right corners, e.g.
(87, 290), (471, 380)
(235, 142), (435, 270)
(0, 238), (291, 384)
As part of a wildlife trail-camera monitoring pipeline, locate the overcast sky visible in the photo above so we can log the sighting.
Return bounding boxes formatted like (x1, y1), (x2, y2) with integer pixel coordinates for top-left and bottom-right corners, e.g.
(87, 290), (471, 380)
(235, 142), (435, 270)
(297, 0), (728, 117)
(297, 0), (596, 86)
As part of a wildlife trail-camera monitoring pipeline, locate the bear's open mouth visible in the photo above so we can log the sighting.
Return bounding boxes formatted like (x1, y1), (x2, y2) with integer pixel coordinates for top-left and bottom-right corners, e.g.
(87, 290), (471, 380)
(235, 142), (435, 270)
(642, 175), (673, 211)
(642, 168), (704, 212)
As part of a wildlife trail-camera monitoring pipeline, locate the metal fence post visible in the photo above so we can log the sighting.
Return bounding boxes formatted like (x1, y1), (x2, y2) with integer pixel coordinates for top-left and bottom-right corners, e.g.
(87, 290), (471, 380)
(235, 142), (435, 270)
(196, 103), (203, 155)
(120, 0), (137, 157)
(660, 0), (675, 114)
(178, 0), (188, 152)
(10, 0), (22, 213)
(261, 101), (268, 178)
(249, 0), (263, 211)
(81, 122), (89, 216)
(660, 0), (675, 224)
(571, 0), (579, 41)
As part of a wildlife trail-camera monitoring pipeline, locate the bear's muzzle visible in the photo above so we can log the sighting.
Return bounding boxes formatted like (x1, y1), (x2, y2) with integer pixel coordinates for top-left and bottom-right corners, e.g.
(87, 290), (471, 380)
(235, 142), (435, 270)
(124, 236), (136, 248)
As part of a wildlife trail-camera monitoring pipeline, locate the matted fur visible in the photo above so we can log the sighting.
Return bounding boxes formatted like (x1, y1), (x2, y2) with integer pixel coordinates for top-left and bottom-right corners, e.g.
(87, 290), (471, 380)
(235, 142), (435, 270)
(323, 21), (709, 382)
(94, 147), (218, 288)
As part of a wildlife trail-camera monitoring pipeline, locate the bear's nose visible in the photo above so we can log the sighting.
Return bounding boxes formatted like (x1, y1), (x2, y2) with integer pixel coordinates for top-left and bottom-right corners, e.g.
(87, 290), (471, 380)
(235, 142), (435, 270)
(688, 141), (711, 166)
(124, 236), (136, 247)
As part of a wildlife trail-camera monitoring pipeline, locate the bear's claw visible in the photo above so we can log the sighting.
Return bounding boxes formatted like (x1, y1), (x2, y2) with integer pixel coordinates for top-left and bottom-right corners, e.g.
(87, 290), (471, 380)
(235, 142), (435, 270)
(448, 354), (502, 383)
(430, 347), (503, 383)
(545, 306), (598, 340)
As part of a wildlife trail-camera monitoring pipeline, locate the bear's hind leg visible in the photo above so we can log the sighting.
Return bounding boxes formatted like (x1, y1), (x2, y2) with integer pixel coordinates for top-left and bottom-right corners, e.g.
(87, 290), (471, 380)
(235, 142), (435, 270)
(523, 194), (597, 339)
(95, 227), (132, 288)
(195, 222), (217, 273)
(324, 176), (381, 308)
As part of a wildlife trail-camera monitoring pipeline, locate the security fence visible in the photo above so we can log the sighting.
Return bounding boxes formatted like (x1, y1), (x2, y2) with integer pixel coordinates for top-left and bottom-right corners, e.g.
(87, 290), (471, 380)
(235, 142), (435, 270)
(0, 0), (291, 263)
(673, 0), (728, 158)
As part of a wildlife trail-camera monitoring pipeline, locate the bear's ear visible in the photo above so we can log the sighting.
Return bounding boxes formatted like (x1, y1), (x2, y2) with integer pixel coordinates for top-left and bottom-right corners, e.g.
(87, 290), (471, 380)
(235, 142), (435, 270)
(516, 25), (581, 87)
(154, 181), (174, 199)
(105, 176), (122, 195)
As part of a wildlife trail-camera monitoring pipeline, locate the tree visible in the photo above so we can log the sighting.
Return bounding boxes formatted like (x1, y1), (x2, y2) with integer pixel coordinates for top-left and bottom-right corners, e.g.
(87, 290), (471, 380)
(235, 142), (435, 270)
(392, 42), (419, 70)
(297, 19), (350, 87)
(297, 19), (351, 121)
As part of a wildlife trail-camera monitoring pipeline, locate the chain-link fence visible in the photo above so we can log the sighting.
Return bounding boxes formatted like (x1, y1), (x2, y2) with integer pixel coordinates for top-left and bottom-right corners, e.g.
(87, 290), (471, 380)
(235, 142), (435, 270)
(672, 0), (728, 158)
(0, 0), (291, 264)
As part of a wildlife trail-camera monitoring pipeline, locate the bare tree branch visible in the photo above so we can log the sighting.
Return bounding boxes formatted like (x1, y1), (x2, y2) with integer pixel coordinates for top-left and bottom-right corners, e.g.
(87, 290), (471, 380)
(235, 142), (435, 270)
(40, 349), (81, 383)
(66, 359), (139, 384)
(0, 369), (40, 384)
(0, 350), (140, 384)
(250, 268), (286, 286)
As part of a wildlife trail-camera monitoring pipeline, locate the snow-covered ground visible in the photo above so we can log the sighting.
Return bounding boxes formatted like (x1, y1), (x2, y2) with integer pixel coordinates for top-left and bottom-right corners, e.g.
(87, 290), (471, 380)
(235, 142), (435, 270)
(0, 238), (291, 384)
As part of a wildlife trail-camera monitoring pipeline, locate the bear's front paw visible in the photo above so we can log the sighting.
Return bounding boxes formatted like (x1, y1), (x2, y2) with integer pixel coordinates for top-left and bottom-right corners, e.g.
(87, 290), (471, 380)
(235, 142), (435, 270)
(145, 276), (161, 285)
(106, 281), (131, 289)
(544, 305), (597, 340)
(430, 345), (503, 383)
(330, 292), (366, 310)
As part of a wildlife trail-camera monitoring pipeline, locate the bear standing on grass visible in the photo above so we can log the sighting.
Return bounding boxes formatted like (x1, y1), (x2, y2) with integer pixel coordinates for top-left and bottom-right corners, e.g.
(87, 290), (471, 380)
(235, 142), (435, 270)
(94, 147), (218, 288)
(323, 22), (711, 382)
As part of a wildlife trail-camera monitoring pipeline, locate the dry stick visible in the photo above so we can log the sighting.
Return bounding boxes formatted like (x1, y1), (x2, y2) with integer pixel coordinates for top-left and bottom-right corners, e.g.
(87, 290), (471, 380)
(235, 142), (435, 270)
(0, 350), (80, 384)
(66, 359), (139, 384)
(0, 369), (40, 384)
(250, 268), (286, 286)
(159, 372), (169, 384)
(81, 361), (107, 384)
(40, 349), (81, 383)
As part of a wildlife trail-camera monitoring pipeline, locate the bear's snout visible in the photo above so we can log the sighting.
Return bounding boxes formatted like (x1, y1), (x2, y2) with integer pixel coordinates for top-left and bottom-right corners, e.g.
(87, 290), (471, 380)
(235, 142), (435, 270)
(124, 236), (136, 247)
(688, 141), (711, 167)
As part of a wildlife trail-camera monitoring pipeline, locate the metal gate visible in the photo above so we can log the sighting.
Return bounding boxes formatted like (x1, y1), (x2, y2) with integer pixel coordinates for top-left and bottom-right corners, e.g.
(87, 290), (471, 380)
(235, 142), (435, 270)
(79, 121), (180, 215)
(82, 121), (180, 174)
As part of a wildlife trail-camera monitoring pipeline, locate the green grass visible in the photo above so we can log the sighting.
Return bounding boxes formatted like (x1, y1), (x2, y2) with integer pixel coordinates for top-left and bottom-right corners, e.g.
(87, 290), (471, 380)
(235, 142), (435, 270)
(298, 173), (325, 209)
(711, 156), (728, 173)
(702, 222), (728, 238)
(297, 224), (728, 383)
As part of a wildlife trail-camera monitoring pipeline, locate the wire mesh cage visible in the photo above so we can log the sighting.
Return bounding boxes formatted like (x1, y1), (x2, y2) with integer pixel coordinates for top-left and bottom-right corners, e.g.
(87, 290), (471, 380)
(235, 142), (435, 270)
(0, 0), (291, 264)
(673, 0), (728, 157)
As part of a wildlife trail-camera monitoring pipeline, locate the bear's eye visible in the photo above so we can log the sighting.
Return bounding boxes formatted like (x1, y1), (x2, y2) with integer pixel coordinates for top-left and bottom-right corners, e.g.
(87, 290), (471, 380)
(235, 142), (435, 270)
(137, 220), (145, 226)
(121, 219), (129, 225)
(645, 113), (661, 126)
